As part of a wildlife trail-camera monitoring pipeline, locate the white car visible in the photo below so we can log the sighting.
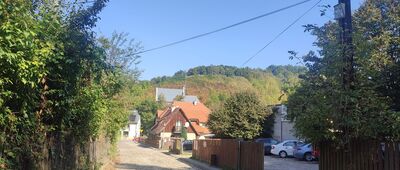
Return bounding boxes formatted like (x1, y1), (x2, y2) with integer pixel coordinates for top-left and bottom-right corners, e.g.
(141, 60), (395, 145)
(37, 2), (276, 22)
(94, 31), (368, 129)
(270, 140), (304, 158)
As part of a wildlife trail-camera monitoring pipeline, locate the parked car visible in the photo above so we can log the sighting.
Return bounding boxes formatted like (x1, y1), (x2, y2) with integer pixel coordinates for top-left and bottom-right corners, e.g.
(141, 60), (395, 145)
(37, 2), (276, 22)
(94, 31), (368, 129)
(182, 140), (193, 150)
(271, 140), (304, 158)
(294, 143), (313, 161)
(255, 138), (280, 155)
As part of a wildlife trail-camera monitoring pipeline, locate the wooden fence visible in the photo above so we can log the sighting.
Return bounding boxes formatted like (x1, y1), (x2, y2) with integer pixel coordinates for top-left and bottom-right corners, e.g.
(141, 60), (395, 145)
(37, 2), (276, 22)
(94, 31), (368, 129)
(193, 139), (263, 170)
(319, 140), (400, 170)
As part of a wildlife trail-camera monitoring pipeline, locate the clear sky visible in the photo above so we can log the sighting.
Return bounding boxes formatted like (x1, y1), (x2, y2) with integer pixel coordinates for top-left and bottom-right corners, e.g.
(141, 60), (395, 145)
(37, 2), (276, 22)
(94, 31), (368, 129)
(96, 0), (364, 80)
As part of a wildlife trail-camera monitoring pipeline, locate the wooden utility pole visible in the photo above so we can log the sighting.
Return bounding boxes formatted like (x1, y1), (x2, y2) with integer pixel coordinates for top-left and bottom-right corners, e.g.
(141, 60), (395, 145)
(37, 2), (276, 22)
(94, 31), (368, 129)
(337, 0), (355, 89)
(335, 0), (354, 169)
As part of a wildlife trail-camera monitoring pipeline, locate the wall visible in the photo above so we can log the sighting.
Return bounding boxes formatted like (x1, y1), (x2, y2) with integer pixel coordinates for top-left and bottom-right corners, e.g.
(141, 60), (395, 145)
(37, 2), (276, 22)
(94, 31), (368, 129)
(163, 109), (196, 134)
(128, 122), (140, 139)
(187, 133), (196, 140)
(160, 132), (172, 138)
(273, 105), (297, 141)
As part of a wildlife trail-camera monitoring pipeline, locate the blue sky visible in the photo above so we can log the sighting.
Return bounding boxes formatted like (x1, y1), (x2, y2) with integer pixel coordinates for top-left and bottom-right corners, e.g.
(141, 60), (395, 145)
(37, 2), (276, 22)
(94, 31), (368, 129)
(96, 0), (364, 80)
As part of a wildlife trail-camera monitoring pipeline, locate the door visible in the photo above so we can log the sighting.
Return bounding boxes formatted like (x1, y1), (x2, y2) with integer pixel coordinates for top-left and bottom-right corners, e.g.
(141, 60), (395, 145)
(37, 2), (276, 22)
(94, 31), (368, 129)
(283, 141), (296, 156)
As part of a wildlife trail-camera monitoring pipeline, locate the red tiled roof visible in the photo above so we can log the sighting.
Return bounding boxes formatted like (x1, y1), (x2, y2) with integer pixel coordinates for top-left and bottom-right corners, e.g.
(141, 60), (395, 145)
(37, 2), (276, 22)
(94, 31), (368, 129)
(190, 123), (211, 134)
(157, 109), (165, 118)
(150, 101), (212, 135)
(172, 101), (210, 123)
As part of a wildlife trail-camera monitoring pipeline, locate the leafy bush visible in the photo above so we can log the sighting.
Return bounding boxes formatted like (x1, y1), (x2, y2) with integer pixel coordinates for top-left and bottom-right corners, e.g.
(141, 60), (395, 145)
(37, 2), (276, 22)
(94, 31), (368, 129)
(208, 92), (271, 140)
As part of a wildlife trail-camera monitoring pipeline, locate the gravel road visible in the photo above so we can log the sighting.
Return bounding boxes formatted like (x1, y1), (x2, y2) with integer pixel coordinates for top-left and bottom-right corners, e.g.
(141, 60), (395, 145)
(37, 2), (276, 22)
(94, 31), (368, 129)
(115, 140), (196, 170)
(264, 155), (318, 170)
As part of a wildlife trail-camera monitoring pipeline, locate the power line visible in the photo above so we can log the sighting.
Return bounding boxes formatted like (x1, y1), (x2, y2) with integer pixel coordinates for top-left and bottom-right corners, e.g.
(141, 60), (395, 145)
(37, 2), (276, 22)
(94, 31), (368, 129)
(133, 0), (312, 55)
(241, 0), (322, 66)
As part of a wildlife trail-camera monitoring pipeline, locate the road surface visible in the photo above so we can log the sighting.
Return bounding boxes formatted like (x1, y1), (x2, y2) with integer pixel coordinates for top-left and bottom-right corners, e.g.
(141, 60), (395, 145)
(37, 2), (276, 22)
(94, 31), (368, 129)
(264, 155), (318, 170)
(115, 140), (196, 170)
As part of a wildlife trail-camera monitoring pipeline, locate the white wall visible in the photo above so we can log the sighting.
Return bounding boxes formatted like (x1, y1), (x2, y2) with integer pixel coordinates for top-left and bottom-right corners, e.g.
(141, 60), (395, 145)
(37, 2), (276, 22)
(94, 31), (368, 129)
(160, 132), (172, 138)
(273, 105), (298, 141)
(128, 121), (141, 139)
(186, 133), (196, 140)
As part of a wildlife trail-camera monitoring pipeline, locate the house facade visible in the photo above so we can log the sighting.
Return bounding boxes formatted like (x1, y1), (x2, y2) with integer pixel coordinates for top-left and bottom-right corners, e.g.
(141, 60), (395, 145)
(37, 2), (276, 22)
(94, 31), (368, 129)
(121, 110), (141, 139)
(150, 101), (212, 141)
(272, 105), (298, 141)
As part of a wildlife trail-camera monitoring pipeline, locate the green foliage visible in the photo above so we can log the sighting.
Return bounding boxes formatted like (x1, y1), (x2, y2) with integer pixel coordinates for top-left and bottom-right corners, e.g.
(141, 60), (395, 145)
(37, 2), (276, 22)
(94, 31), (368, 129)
(259, 107), (276, 138)
(136, 99), (161, 134)
(150, 65), (305, 111)
(287, 0), (400, 144)
(0, 0), (144, 168)
(174, 95), (184, 101)
(181, 127), (188, 140)
(208, 92), (271, 140)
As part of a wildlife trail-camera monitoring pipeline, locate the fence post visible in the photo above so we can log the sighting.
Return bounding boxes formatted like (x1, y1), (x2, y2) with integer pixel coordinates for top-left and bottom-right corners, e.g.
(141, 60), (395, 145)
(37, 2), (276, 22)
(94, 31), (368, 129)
(237, 140), (241, 170)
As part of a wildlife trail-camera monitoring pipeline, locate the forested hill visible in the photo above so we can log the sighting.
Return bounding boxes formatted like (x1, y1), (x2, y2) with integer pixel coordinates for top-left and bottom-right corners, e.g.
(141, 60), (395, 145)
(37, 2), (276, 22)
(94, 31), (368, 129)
(149, 65), (306, 110)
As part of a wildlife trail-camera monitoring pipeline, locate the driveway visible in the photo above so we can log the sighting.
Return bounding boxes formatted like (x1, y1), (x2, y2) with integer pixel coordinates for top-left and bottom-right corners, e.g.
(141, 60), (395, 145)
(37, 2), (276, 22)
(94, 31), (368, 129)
(264, 155), (318, 170)
(115, 140), (196, 170)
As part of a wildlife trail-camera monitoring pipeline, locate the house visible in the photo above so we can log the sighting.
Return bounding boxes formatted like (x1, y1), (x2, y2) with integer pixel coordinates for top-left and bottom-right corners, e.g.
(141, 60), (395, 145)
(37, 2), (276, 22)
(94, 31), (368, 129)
(150, 101), (212, 141)
(272, 105), (298, 141)
(155, 87), (199, 103)
(121, 110), (141, 139)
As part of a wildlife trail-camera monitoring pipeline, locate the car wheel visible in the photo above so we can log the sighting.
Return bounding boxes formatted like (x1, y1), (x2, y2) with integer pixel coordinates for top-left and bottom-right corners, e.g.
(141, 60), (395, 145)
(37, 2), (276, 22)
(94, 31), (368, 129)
(304, 152), (313, 161)
(279, 151), (287, 158)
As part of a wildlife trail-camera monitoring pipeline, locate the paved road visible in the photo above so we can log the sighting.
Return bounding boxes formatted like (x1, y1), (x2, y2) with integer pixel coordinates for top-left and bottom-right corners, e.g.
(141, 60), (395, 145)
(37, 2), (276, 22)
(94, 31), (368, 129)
(115, 140), (196, 170)
(264, 155), (318, 170)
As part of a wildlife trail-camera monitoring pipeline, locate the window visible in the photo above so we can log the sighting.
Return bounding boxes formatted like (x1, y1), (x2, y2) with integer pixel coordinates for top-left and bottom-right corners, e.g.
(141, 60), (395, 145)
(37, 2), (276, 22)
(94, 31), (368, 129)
(175, 120), (182, 132)
(271, 139), (279, 145)
(283, 141), (295, 147)
(296, 141), (305, 146)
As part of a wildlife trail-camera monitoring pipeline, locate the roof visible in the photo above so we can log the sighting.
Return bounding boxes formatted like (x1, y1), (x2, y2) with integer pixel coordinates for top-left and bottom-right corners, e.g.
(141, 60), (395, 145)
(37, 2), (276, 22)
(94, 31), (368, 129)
(172, 101), (211, 123)
(157, 110), (166, 118)
(150, 104), (212, 135)
(191, 123), (211, 134)
(156, 87), (184, 102)
(150, 108), (176, 134)
(182, 95), (199, 103)
(128, 110), (140, 124)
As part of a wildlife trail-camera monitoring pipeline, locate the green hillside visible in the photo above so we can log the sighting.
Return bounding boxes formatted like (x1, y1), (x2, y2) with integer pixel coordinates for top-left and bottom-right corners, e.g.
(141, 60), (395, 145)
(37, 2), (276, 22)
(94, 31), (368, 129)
(148, 65), (306, 110)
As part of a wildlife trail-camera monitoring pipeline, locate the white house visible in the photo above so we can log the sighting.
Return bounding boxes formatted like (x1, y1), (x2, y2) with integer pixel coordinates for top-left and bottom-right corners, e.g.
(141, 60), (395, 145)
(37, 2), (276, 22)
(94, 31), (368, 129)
(272, 105), (298, 141)
(121, 110), (141, 139)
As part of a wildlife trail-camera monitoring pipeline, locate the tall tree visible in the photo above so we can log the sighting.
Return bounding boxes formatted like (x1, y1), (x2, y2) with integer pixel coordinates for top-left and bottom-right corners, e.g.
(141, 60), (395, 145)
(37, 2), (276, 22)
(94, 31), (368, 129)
(208, 92), (271, 140)
(287, 0), (400, 143)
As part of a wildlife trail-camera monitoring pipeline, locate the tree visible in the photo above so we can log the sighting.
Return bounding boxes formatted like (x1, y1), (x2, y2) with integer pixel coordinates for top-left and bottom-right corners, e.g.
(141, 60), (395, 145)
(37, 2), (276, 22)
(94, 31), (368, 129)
(174, 95), (184, 101)
(287, 0), (400, 144)
(98, 31), (142, 78)
(136, 99), (160, 134)
(181, 127), (188, 140)
(208, 91), (271, 140)
(0, 0), (146, 168)
(258, 107), (276, 138)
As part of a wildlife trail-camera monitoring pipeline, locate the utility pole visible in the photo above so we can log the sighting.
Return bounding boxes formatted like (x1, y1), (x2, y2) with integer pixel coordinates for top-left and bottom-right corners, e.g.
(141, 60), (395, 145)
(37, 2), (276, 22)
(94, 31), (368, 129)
(334, 0), (354, 169)
(335, 0), (355, 90)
